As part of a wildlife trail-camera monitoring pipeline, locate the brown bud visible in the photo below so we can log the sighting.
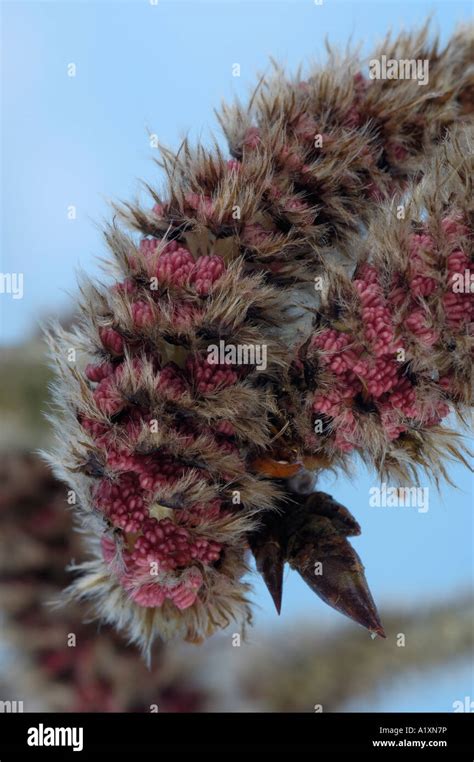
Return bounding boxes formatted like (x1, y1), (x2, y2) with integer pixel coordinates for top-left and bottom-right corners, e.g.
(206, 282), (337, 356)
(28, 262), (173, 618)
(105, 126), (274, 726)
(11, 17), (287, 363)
(248, 511), (285, 615)
(285, 492), (385, 637)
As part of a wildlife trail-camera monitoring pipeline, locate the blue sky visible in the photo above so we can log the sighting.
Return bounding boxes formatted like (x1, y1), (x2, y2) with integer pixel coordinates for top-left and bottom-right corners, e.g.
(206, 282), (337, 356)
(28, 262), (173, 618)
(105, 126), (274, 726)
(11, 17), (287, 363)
(1, 0), (472, 711)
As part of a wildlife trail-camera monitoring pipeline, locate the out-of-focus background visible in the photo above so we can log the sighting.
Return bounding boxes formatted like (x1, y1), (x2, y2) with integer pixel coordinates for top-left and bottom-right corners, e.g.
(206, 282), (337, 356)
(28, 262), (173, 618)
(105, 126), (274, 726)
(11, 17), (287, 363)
(0, 0), (472, 712)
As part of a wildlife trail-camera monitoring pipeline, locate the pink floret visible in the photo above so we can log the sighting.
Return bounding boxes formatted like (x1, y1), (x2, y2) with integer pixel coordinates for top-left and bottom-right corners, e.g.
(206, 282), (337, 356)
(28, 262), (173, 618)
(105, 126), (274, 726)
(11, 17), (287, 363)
(131, 300), (155, 328)
(157, 363), (188, 399)
(85, 361), (115, 383)
(406, 309), (438, 346)
(93, 376), (124, 416)
(155, 244), (195, 287)
(191, 255), (226, 295)
(99, 327), (124, 356)
(187, 354), (238, 394)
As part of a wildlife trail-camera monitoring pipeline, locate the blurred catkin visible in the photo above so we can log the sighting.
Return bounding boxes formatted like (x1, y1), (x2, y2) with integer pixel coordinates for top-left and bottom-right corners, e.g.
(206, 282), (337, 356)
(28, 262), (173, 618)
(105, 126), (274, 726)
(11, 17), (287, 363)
(239, 598), (474, 712)
(0, 453), (206, 712)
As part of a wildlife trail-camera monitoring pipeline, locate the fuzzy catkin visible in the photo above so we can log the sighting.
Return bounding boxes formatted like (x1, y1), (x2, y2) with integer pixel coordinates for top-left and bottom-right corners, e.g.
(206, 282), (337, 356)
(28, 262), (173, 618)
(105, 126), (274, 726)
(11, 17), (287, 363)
(302, 131), (473, 480)
(46, 26), (473, 651)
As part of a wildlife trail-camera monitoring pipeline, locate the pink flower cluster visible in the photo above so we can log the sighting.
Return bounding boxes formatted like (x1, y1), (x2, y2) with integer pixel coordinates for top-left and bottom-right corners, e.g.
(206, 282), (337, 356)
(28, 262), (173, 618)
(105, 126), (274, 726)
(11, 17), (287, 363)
(81, 400), (234, 617)
(95, 473), (148, 533)
(444, 249), (472, 328)
(186, 353), (238, 394)
(92, 374), (125, 417)
(90, 235), (230, 415)
(407, 234), (438, 297)
(125, 568), (204, 610)
(98, 327), (124, 356)
(129, 517), (221, 572)
(88, 357), (148, 417)
(100, 534), (207, 610)
(353, 266), (396, 357)
(80, 331), (242, 608)
(137, 239), (226, 296)
(87, 453), (225, 609)
(119, 241), (227, 333)
(408, 219), (472, 330)
(310, 220), (471, 450)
